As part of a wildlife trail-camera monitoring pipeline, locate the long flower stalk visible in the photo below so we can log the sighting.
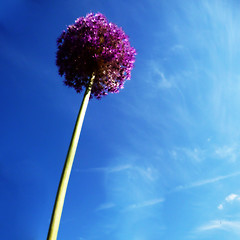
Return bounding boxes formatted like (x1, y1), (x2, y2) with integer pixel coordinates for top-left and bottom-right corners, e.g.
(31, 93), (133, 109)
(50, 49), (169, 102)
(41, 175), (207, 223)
(48, 12), (136, 240)
(47, 73), (95, 240)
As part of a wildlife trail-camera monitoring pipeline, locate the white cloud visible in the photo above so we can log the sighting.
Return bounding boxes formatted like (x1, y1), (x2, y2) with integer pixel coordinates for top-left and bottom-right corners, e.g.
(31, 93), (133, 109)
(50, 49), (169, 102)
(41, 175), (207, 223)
(108, 164), (132, 173)
(134, 166), (158, 181)
(215, 145), (238, 162)
(78, 164), (159, 182)
(197, 220), (222, 232)
(170, 44), (185, 52)
(170, 147), (205, 163)
(77, 164), (132, 173)
(218, 204), (223, 210)
(196, 220), (240, 235)
(184, 148), (203, 162)
(225, 193), (238, 202)
(217, 193), (240, 211)
(127, 198), (164, 210)
(158, 72), (172, 89)
(148, 62), (173, 89)
(174, 171), (240, 191)
(96, 202), (116, 211)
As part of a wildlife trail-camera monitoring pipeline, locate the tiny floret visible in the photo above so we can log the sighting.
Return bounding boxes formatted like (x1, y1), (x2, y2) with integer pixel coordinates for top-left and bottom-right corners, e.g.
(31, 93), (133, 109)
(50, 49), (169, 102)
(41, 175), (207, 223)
(56, 13), (136, 99)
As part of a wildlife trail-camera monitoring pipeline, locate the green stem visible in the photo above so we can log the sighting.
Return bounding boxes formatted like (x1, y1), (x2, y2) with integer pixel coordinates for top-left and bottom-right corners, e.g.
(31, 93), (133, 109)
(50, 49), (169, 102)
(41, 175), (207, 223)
(47, 73), (95, 240)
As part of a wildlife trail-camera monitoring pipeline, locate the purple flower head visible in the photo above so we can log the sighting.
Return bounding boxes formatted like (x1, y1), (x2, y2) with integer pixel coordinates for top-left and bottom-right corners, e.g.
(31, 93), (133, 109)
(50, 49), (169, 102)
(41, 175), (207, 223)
(56, 13), (136, 99)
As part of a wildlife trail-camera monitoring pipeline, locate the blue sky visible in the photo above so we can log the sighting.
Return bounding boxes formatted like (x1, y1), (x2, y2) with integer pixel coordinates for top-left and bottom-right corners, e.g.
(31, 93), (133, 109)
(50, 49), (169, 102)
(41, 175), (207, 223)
(1, 0), (240, 239)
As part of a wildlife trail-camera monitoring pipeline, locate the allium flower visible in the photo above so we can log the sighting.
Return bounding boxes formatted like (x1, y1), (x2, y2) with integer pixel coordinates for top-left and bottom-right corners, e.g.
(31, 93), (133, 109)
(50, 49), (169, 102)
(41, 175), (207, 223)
(48, 14), (136, 240)
(56, 12), (136, 99)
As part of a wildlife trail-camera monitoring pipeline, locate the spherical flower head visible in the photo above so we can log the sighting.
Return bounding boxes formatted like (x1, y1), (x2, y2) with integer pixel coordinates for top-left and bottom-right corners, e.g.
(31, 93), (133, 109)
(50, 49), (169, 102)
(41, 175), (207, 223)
(56, 13), (136, 99)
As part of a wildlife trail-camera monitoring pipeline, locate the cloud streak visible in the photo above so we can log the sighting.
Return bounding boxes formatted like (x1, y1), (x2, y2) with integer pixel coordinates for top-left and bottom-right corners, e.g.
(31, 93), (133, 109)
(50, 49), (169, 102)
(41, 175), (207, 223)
(77, 164), (159, 182)
(196, 220), (240, 235)
(75, 164), (132, 173)
(215, 145), (238, 162)
(174, 171), (240, 192)
(96, 202), (116, 211)
(127, 198), (164, 210)
(148, 61), (173, 90)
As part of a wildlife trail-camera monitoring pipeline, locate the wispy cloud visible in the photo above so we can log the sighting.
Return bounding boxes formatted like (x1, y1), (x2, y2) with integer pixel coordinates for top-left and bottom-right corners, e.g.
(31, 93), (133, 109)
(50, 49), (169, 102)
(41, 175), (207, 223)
(170, 44), (185, 52)
(77, 164), (159, 182)
(174, 171), (240, 191)
(218, 204), (223, 210)
(217, 193), (240, 210)
(134, 166), (158, 181)
(171, 147), (205, 163)
(158, 72), (172, 89)
(127, 198), (164, 210)
(148, 62), (173, 89)
(197, 220), (222, 232)
(225, 193), (239, 202)
(196, 220), (240, 235)
(215, 145), (238, 162)
(170, 144), (239, 170)
(107, 164), (132, 173)
(96, 202), (116, 211)
(75, 164), (132, 173)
